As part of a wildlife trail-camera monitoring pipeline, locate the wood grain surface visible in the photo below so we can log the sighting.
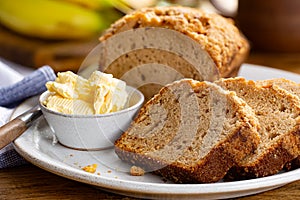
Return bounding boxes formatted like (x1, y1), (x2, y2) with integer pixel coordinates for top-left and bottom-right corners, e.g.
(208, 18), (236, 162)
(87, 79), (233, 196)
(1, 50), (300, 200)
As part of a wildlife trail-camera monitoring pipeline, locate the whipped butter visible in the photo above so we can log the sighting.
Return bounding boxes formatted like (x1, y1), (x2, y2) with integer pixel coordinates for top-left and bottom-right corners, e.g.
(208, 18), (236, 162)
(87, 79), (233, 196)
(44, 71), (128, 115)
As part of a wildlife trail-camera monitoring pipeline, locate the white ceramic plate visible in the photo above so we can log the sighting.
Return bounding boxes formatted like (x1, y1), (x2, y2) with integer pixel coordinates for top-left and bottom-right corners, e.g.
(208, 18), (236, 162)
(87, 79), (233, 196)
(13, 64), (300, 200)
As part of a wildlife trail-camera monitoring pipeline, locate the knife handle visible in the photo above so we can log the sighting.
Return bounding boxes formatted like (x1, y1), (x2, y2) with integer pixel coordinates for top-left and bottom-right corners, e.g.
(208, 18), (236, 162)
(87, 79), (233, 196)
(0, 118), (27, 149)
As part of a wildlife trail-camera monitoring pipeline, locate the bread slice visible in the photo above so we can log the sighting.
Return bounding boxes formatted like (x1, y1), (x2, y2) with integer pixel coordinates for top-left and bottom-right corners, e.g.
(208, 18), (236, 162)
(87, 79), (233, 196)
(256, 78), (300, 97)
(215, 77), (300, 180)
(114, 79), (260, 183)
(98, 6), (249, 100)
(256, 78), (300, 170)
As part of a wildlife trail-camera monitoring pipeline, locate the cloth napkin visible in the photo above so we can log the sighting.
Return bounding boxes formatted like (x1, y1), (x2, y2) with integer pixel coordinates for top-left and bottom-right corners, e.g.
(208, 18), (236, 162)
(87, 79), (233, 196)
(0, 61), (56, 169)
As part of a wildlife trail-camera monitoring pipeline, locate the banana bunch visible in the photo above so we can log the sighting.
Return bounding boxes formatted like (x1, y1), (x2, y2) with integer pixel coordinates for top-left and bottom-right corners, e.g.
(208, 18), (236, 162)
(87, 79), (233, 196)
(0, 0), (122, 40)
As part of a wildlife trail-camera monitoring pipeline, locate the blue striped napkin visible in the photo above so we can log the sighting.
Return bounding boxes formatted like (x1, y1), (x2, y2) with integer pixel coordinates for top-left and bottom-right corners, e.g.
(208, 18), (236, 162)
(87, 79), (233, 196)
(0, 65), (56, 169)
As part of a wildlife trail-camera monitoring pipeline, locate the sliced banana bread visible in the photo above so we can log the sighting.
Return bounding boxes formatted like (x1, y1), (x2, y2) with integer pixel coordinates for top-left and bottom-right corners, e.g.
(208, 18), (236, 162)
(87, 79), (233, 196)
(114, 79), (260, 183)
(98, 6), (249, 100)
(256, 78), (300, 97)
(215, 77), (300, 180)
(256, 78), (300, 170)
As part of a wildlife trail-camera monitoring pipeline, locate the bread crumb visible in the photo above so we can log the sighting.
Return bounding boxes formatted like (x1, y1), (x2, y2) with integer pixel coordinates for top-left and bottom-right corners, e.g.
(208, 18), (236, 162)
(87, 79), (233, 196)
(130, 166), (145, 176)
(82, 164), (98, 173)
(107, 170), (112, 173)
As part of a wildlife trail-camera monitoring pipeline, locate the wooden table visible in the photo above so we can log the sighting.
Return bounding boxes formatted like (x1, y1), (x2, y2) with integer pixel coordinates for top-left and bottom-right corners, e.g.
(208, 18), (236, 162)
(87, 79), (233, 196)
(1, 51), (300, 200)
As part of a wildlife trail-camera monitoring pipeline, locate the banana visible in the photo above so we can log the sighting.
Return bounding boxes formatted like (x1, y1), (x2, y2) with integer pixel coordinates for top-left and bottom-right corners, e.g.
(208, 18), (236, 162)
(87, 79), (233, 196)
(0, 0), (105, 39)
(122, 0), (157, 10)
(60, 0), (113, 10)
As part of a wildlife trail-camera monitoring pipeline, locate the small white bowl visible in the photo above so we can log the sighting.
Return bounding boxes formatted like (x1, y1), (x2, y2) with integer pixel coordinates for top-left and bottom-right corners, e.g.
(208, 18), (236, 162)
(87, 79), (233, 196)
(39, 86), (144, 150)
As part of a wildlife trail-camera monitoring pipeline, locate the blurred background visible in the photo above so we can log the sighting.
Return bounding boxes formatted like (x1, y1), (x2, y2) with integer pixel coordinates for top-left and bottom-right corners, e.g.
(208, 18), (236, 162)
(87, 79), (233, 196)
(0, 0), (299, 73)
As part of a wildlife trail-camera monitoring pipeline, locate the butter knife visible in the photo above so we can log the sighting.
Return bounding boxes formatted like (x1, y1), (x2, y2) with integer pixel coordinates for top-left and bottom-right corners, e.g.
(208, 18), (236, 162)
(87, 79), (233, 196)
(0, 105), (42, 149)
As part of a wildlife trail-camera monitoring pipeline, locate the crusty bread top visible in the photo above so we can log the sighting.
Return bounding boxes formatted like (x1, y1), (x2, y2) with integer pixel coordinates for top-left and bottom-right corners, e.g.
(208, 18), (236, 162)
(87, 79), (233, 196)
(99, 6), (249, 77)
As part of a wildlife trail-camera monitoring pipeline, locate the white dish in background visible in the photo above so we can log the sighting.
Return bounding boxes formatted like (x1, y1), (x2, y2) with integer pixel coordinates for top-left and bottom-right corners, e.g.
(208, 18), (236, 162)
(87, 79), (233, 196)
(13, 64), (300, 200)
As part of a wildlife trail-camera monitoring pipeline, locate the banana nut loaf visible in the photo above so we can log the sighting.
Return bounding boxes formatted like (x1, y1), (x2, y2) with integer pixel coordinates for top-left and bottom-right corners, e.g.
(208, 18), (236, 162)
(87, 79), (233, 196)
(256, 78), (300, 171)
(114, 79), (260, 183)
(98, 6), (249, 100)
(215, 77), (300, 180)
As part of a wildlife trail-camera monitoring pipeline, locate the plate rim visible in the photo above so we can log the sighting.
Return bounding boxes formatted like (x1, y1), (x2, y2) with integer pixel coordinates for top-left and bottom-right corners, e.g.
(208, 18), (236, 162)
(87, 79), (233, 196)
(13, 64), (300, 199)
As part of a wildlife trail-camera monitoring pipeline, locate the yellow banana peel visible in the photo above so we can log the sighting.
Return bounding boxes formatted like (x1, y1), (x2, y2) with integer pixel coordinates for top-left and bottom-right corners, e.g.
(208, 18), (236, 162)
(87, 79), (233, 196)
(0, 0), (105, 39)
(60, 0), (113, 10)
